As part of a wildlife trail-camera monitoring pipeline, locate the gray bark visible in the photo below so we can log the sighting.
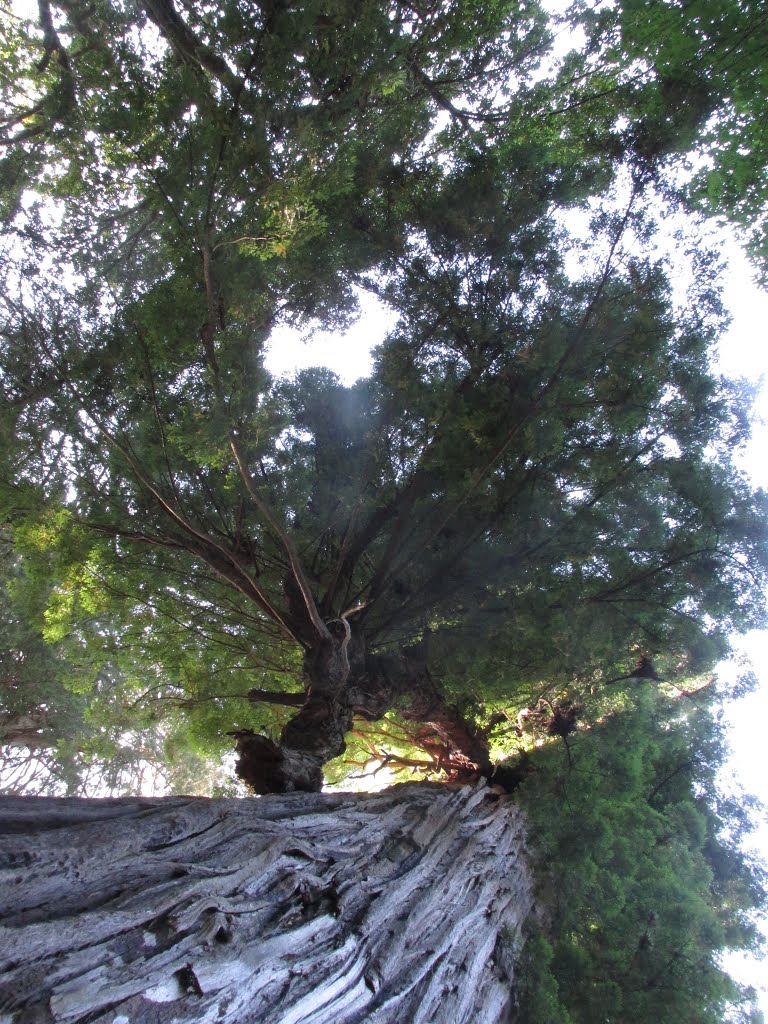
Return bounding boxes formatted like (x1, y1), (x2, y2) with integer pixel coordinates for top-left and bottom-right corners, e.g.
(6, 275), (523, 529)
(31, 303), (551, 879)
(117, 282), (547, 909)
(0, 781), (535, 1024)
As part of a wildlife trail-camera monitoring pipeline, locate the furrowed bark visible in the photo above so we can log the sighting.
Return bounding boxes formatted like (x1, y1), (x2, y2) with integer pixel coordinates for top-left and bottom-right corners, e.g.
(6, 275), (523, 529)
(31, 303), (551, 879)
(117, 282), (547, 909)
(0, 783), (535, 1024)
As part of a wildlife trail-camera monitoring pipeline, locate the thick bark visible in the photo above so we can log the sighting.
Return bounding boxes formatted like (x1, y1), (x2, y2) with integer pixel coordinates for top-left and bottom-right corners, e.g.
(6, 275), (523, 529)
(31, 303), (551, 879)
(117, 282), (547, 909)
(248, 689), (305, 708)
(0, 782), (535, 1024)
(236, 624), (357, 793)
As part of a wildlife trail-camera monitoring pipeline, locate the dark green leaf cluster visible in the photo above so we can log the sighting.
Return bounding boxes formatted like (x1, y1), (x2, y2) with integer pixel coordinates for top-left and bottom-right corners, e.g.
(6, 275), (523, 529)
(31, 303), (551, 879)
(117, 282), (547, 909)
(516, 685), (766, 1023)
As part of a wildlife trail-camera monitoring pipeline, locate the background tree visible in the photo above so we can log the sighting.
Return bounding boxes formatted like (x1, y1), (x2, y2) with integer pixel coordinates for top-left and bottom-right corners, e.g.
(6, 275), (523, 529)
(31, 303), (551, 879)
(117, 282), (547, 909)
(0, 526), (185, 794)
(515, 681), (766, 1022)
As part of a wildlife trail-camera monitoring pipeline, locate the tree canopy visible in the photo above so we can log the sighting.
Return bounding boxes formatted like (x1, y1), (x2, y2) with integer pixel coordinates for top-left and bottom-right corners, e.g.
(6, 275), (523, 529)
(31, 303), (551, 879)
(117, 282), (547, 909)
(1, 2), (768, 1014)
(3, 0), (768, 787)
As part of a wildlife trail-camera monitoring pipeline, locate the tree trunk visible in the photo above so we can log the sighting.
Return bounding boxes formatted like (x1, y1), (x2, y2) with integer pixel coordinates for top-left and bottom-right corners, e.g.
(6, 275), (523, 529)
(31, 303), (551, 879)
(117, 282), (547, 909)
(235, 637), (492, 794)
(0, 782), (535, 1024)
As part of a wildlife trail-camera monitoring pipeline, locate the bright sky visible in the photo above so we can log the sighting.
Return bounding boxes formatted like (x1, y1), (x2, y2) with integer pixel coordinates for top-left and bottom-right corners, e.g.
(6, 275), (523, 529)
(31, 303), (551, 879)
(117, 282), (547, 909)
(265, 291), (389, 385)
(712, 247), (768, 1010)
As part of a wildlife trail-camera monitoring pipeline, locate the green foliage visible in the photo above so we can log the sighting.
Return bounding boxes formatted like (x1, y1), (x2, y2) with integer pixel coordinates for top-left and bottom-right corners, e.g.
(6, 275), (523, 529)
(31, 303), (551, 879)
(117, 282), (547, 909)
(0, 527), (169, 794)
(515, 929), (572, 1024)
(515, 686), (766, 1023)
(0, 1), (767, 814)
(0, 527), (85, 774)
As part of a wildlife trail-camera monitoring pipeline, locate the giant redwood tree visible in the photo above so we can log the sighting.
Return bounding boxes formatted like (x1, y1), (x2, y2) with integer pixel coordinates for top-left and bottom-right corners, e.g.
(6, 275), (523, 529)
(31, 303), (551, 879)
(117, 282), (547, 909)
(1, 1), (767, 1019)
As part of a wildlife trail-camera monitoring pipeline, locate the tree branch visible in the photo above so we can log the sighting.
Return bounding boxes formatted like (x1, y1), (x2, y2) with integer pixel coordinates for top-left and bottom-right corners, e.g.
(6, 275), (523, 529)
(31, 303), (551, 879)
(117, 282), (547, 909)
(229, 432), (331, 644)
(140, 0), (243, 97)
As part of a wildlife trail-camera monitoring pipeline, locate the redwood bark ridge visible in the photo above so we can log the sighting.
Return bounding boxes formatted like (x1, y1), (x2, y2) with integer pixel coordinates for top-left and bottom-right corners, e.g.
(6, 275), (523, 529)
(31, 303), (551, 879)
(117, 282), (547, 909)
(0, 782), (535, 1024)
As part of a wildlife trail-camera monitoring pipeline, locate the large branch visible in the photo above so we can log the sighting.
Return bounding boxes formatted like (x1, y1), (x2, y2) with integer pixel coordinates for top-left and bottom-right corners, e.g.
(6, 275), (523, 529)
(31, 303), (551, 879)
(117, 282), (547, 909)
(248, 688), (305, 708)
(365, 192), (645, 608)
(35, 0), (77, 117)
(235, 645), (492, 793)
(141, 0), (243, 97)
(230, 433), (331, 645)
(232, 686), (351, 793)
(406, 60), (472, 128)
(71, 414), (299, 641)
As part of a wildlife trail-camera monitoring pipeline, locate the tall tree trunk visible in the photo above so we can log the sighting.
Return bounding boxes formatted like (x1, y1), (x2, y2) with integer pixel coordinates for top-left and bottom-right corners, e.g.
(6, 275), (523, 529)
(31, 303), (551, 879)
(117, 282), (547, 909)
(0, 782), (534, 1024)
(235, 630), (355, 793)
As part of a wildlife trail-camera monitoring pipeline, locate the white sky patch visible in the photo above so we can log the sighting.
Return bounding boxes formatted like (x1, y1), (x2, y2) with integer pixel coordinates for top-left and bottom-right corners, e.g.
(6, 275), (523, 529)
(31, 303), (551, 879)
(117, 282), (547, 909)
(716, 247), (768, 493)
(711, 242), (768, 994)
(9, 0), (38, 21)
(264, 291), (396, 385)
